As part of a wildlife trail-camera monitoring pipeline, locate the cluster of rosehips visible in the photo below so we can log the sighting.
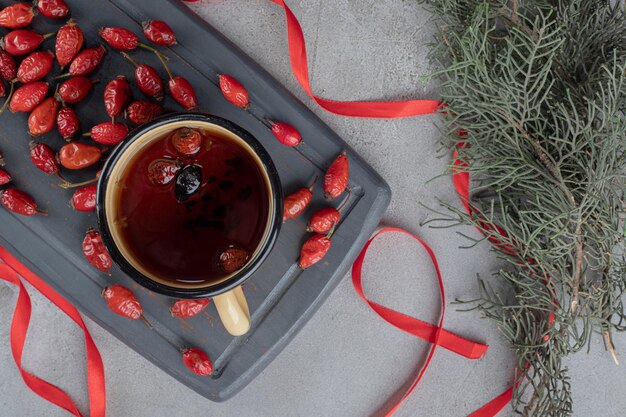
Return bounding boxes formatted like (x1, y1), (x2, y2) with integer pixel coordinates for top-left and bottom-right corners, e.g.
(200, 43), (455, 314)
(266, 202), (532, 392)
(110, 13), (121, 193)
(283, 151), (350, 269)
(0, 1), (351, 374)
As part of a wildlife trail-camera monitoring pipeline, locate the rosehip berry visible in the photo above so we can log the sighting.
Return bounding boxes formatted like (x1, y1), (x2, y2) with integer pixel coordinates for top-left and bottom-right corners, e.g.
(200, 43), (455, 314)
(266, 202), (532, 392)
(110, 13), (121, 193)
(88, 122), (129, 146)
(103, 76), (131, 118)
(28, 97), (59, 136)
(299, 234), (332, 269)
(171, 127), (202, 156)
(219, 247), (249, 273)
(58, 143), (102, 170)
(147, 158), (181, 186)
(36, 0), (69, 19)
(125, 100), (164, 125)
(101, 285), (143, 319)
(16, 51), (54, 83)
(142, 20), (177, 46)
(56, 20), (84, 68)
(1, 30), (53, 56)
(283, 177), (318, 222)
(84, 229), (113, 273)
(56, 105), (80, 140)
(29, 141), (59, 175)
(170, 299), (210, 318)
(121, 53), (163, 101)
(324, 151), (349, 200)
(57, 77), (96, 104)
(1, 188), (45, 216)
(269, 120), (302, 147)
(70, 184), (97, 212)
(0, 168), (12, 186)
(9, 82), (48, 112)
(0, 4), (35, 29)
(0, 50), (17, 80)
(68, 45), (106, 77)
(99, 27), (138, 50)
(218, 74), (249, 108)
(182, 347), (213, 376)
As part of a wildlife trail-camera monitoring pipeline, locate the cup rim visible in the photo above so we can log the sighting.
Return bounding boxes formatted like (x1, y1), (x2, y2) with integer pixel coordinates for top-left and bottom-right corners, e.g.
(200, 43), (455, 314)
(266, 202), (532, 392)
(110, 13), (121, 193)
(96, 112), (283, 299)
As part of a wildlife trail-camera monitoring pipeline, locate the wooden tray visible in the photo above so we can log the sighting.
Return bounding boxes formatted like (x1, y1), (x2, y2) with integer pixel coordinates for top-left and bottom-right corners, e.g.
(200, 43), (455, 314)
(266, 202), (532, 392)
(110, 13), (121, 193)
(0, 0), (390, 401)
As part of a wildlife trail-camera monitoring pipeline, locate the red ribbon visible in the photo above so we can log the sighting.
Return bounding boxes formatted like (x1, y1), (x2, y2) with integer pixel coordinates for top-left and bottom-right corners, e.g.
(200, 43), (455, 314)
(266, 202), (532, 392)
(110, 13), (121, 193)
(0, 247), (106, 417)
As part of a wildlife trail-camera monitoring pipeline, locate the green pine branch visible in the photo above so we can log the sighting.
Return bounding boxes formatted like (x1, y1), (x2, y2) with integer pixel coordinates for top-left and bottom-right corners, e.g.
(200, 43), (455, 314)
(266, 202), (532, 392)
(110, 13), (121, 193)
(419, 1), (626, 415)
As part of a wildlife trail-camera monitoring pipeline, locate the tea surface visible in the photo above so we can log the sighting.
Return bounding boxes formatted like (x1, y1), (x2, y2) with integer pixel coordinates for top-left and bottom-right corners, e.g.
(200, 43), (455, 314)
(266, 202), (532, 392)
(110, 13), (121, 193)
(116, 127), (269, 285)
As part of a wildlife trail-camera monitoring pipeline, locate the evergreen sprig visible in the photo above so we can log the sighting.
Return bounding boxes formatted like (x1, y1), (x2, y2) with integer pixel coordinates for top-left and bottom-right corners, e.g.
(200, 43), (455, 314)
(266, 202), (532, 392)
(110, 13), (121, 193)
(419, 1), (626, 415)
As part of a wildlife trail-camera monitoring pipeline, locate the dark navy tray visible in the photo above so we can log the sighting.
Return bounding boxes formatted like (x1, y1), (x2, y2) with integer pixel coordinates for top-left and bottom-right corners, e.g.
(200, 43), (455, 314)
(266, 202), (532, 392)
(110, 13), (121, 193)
(0, 0), (390, 401)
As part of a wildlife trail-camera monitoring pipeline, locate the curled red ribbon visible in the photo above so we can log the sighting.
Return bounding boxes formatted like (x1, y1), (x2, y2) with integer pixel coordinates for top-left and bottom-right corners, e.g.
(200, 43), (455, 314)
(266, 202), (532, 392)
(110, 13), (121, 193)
(0, 246), (106, 417)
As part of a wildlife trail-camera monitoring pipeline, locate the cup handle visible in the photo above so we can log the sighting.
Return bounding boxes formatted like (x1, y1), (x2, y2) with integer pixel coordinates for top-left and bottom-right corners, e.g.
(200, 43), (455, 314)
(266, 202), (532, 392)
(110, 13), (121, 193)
(213, 286), (250, 336)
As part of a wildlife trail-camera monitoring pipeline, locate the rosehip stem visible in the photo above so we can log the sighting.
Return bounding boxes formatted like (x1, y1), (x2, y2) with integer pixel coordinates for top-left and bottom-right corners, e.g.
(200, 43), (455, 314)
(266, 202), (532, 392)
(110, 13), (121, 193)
(156, 50), (174, 80)
(138, 42), (169, 62)
(139, 314), (153, 330)
(120, 51), (139, 68)
(307, 175), (319, 192)
(53, 73), (71, 80)
(0, 81), (15, 115)
(337, 189), (352, 213)
(43, 31), (56, 40)
(59, 176), (98, 189)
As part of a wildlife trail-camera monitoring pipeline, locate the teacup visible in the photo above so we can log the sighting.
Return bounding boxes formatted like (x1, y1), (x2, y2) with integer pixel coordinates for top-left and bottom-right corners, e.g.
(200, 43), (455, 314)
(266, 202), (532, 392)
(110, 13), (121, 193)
(96, 113), (282, 336)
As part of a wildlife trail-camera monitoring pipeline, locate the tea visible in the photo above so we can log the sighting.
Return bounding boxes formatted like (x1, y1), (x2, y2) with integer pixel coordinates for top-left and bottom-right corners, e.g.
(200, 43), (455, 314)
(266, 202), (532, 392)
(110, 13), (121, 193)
(113, 126), (269, 286)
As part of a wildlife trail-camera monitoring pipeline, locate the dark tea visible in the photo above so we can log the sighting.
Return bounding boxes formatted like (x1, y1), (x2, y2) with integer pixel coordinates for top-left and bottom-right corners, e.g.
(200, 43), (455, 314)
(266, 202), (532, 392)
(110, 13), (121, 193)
(112, 125), (270, 286)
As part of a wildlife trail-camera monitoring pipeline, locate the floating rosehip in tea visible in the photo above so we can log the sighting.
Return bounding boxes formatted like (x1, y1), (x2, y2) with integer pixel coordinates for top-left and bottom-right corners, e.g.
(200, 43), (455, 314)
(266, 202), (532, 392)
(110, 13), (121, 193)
(172, 127), (202, 156)
(57, 77), (96, 104)
(125, 100), (164, 125)
(0, 168), (12, 185)
(84, 228), (113, 273)
(170, 298), (210, 318)
(9, 82), (48, 112)
(1, 30), (54, 56)
(324, 151), (349, 200)
(142, 20), (177, 46)
(218, 74), (249, 108)
(147, 158), (181, 186)
(29, 141), (60, 175)
(36, 0), (69, 19)
(299, 234), (332, 269)
(58, 142), (102, 170)
(56, 20), (84, 68)
(1, 188), (45, 216)
(104, 76), (131, 118)
(86, 121), (129, 146)
(0, 50), (17, 80)
(101, 285), (143, 319)
(269, 120), (302, 147)
(219, 247), (249, 273)
(57, 105), (80, 140)
(71, 184), (96, 212)
(175, 164), (202, 201)
(182, 347), (213, 376)
(67, 45), (106, 77)
(283, 177), (318, 222)
(0, 4), (35, 29)
(28, 97), (59, 136)
(120, 53), (163, 101)
(17, 51), (55, 83)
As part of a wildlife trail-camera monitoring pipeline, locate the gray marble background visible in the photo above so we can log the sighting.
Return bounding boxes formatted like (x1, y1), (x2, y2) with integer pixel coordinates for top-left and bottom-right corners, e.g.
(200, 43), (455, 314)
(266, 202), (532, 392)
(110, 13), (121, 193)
(0, 1), (623, 416)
